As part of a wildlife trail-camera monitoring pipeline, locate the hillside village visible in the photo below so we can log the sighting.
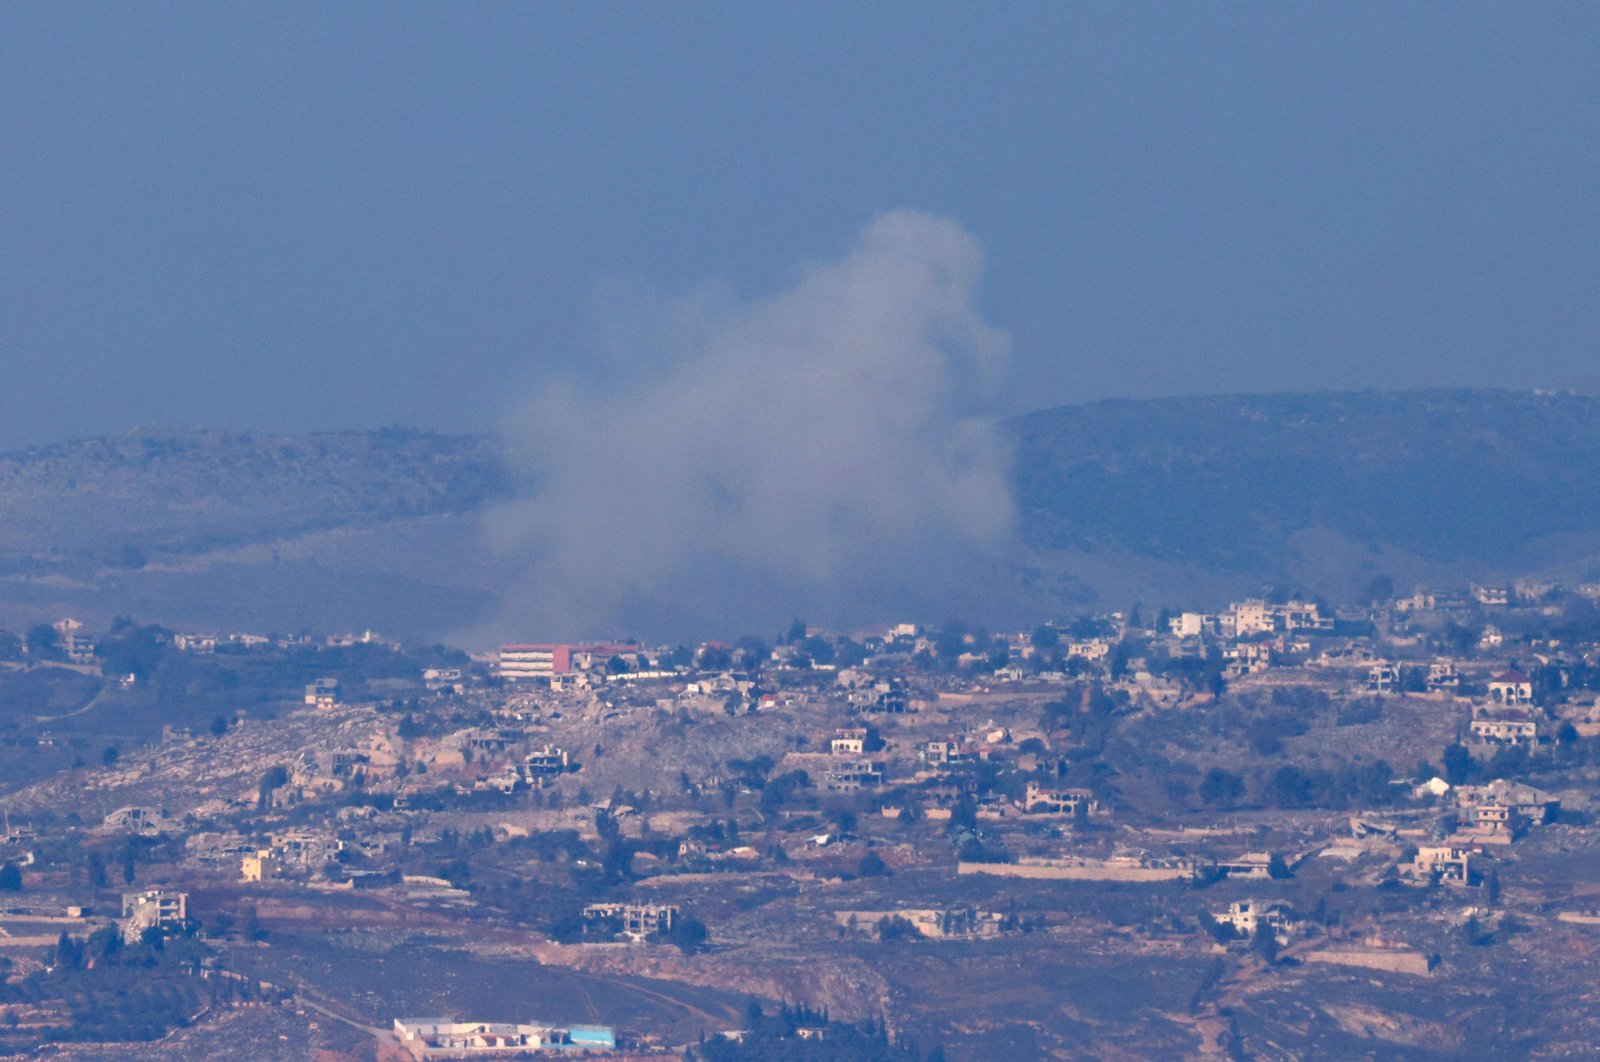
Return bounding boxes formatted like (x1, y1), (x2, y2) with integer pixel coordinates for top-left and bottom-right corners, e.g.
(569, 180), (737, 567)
(4, 578), (1600, 1057)
(9, 0), (1599, 1050)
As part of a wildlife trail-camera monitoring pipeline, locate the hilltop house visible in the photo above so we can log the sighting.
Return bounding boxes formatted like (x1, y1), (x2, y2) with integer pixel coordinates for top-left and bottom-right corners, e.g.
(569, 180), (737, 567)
(1426, 661), (1461, 692)
(52, 618), (96, 664)
(393, 1019), (614, 1058)
(1488, 669), (1534, 705)
(1402, 845), (1475, 885)
(241, 849), (283, 882)
(1366, 662), (1402, 695)
(1213, 899), (1302, 944)
(831, 726), (879, 756)
(581, 902), (679, 942)
(1469, 707), (1542, 746)
(825, 758), (885, 791)
(102, 806), (170, 837)
(1454, 779), (1560, 837)
(304, 677), (339, 709)
(121, 889), (187, 943)
(920, 740), (973, 767)
(1022, 782), (1098, 816)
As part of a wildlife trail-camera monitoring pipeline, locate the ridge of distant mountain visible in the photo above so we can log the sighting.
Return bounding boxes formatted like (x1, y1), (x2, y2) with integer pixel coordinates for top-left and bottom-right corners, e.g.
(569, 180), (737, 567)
(0, 426), (511, 640)
(0, 389), (1597, 639)
(0, 425), (509, 569)
(1006, 387), (1600, 606)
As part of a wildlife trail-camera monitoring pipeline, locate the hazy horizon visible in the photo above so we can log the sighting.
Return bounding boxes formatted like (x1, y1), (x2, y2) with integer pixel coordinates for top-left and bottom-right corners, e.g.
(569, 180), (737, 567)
(4, 5), (1598, 452)
(8, 377), (1600, 455)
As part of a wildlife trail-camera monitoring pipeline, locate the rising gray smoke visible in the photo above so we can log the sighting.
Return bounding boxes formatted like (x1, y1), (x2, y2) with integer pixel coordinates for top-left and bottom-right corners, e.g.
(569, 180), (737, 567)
(482, 210), (1017, 641)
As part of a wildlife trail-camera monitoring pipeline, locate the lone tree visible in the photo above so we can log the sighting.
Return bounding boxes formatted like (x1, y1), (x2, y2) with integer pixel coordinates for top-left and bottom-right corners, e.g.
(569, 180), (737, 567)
(1251, 922), (1279, 965)
(25, 624), (58, 659)
(54, 931), (84, 970)
(662, 915), (709, 953)
(1199, 768), (1245, 808)
(1442, 743), (1474, 785)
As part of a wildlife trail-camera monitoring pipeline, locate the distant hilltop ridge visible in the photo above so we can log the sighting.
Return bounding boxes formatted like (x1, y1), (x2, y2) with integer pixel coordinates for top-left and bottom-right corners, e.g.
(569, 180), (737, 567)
(1007, 387), (1600, 609)
(0, 388), (1597, 638)
(0, 426), (511, 641)
(0, 425), (508, 562)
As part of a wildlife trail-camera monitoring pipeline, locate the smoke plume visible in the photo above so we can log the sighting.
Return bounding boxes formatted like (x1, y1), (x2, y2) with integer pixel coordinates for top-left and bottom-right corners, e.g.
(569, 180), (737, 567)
(483, 210), (1017, 640)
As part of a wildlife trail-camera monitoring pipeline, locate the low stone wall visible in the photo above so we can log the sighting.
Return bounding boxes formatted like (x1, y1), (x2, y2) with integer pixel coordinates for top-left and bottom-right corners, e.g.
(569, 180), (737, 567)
(1304, 948), (1432, 976)
(957, 861), (1192, 882)
(1557, 911), (1600, 925)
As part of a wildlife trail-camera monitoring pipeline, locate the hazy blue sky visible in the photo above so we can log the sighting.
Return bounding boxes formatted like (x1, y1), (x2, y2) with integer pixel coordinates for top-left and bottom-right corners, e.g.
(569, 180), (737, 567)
(3, 4), (1597, 450)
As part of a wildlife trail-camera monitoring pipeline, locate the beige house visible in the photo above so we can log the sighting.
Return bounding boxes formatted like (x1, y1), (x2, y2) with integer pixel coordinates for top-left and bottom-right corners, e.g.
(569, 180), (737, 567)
(241, 849), (282, 882)
(1402, 845), (1474, 885)
(1022, 782), (1097, 816)
(1455, 779), (1559, 831)
(1469, 710), (1541, 746)
(1488, 669), (1534, 705)
(830, 726), (877, 755)
(304, 677), (339, 709)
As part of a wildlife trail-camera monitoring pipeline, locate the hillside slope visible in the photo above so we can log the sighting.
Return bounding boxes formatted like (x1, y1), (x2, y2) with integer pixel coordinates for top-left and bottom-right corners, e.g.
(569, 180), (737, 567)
(0, 426), (507, 569)
(1, 390), (1596, 639)
(1007, 388), (1600, 606)
(0, 427), (510, 639)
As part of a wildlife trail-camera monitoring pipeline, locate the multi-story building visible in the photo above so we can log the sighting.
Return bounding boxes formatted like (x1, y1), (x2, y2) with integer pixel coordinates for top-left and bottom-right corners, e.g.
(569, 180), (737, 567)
(852, 679), (909, 714)
(121, 889), (187, 942)
(1022, 782), (1098, 816)
(241, 849), (282, 882)
(523, 745), (570, 776)
(920, 740), (971, 767)
(1366, 662), (1401, 695)
(1469, 710), (1541, 746)
(1213, 899), (1301, 943)
(581, 902), (679, 942)
(1455, 779), (1559, 827)
(51, 618), (97, 664)
(1219, 599), (1331, 638)
(304, 677), (339, 709)
(1403, 845), (1475, 885)
(497, 643), (633, 681)
(1426, 661), (1461, 692)
(1488, 669), (1534, 705)
(830, 726), (878, 756)
(825, 759), (885, 791)
(1474, 585), (1511, 608)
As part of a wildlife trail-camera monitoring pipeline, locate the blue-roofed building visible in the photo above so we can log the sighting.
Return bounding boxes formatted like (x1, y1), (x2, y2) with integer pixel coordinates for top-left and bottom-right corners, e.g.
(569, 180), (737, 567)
(567, 1025), (617, 1049)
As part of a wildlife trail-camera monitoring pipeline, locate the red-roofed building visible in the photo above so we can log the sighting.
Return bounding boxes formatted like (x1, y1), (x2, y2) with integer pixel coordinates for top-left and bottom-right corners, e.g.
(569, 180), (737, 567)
(497, 643), (634, 681)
